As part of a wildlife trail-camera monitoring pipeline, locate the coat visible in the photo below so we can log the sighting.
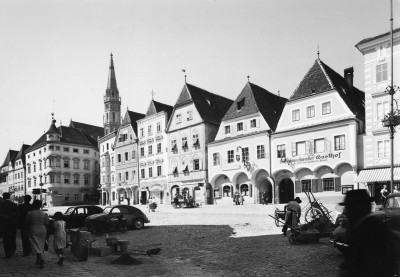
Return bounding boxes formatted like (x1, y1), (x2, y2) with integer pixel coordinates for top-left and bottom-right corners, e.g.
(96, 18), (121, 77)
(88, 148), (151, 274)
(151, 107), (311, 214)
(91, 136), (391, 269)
(284, 201), (301, 227)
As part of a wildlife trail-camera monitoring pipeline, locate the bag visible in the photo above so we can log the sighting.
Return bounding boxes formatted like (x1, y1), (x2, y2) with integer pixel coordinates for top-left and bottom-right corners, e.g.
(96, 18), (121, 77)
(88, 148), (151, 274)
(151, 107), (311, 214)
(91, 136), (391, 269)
(44, 240), (49, 251)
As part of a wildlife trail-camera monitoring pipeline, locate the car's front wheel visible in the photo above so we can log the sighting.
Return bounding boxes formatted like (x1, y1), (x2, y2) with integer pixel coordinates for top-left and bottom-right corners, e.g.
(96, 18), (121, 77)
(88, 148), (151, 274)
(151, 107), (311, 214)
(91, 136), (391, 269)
(133, 218), (144, 230)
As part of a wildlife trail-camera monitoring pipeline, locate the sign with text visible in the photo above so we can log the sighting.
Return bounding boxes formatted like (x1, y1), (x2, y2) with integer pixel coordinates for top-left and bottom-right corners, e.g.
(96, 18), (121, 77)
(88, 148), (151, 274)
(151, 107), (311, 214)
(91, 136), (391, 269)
(280, 152), (342, 166)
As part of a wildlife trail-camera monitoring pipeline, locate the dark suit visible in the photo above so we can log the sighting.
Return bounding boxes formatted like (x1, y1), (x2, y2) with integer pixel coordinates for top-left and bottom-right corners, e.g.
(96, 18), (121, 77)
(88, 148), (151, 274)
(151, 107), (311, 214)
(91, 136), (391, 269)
(18, 202), (33, 255)
(0, 199), (20, 258)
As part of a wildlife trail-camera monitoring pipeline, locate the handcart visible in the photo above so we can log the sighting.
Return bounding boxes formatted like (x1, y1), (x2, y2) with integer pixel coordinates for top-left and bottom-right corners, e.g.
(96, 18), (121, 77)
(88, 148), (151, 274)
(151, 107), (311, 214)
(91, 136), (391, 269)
(302, 190), (334, 223)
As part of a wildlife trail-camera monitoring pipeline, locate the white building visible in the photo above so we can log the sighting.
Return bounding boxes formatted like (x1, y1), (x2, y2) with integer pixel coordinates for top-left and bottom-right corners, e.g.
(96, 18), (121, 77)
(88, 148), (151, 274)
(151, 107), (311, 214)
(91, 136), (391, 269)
(99, 131), (117, 205)
(137, 100), (173, 204)
(208, 82), (286, 204)
(7, 144), (31, 201)
(272, 58), (365, 204)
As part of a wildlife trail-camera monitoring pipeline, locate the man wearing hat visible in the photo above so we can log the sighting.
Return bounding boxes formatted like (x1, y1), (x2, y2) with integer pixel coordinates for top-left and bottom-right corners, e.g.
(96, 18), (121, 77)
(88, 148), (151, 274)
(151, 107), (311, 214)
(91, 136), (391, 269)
(282, 196), (302, 236)
(338, 189), (398, 277)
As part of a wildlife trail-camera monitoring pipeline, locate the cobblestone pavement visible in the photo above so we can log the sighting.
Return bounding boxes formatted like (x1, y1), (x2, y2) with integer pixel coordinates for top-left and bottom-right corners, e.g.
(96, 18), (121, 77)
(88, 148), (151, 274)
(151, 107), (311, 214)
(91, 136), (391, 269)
(1, 203), (344, 277)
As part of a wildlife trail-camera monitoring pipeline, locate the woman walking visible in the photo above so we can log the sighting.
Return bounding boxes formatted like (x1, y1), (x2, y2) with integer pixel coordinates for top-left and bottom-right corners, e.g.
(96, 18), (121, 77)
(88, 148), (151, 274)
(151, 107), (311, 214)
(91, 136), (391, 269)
(26, 200), (49, 269)
(52, 212), (67, 265)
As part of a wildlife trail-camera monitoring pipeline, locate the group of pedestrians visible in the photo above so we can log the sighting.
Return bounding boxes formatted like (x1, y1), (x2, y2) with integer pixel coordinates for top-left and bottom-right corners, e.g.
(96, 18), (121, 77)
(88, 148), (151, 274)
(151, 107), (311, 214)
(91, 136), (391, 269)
(233, 191), (244, 205)
(0, 192), (67, 269)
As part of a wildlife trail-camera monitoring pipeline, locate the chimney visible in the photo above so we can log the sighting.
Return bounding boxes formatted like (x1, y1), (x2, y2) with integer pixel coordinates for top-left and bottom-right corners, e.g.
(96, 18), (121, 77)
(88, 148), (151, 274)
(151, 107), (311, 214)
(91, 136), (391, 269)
(344, 67), (354, 90)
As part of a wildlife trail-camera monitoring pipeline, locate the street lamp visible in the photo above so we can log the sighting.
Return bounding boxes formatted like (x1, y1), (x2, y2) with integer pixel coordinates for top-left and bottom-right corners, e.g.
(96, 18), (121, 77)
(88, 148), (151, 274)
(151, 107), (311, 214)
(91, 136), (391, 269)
(39, 174), (44, 203)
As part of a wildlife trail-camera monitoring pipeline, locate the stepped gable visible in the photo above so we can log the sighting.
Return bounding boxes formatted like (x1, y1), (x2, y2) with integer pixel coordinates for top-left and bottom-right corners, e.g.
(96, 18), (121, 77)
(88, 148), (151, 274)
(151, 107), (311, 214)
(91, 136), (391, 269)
(15, 144), (31, 164)
(222, 82), (287, 132)
(122, 110), (145, 136)
(69, 120), (104, 140)
(176, 83), (233, 125)
(146, 100), (174, 120)
(290, 59), (365, 119)
(1, 149), (19, 168)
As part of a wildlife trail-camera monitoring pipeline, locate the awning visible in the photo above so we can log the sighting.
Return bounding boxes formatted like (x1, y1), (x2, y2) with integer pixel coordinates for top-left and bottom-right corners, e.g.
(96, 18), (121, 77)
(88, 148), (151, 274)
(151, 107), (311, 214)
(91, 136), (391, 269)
(355, 167), (400, 183)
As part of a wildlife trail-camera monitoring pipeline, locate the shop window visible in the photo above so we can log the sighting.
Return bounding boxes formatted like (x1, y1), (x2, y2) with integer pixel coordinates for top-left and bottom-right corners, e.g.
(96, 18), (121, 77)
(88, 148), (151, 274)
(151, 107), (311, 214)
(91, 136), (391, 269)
(323, 178), (334, 191)
(223, 186), (231, 197)
(301, 180), (311, 192)
(241, 184), (249, 196)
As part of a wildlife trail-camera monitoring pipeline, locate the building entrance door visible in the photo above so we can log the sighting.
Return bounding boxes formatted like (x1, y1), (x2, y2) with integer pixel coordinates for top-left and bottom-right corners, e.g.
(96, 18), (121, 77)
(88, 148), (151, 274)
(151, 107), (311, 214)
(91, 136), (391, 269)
(278, 178), (294, 204)
(259, 179), (272, 204)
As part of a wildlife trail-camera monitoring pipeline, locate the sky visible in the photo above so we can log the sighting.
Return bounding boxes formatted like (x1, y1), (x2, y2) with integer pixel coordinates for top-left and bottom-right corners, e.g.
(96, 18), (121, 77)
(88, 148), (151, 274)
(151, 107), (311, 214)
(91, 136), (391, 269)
(0, 0), (398, 162)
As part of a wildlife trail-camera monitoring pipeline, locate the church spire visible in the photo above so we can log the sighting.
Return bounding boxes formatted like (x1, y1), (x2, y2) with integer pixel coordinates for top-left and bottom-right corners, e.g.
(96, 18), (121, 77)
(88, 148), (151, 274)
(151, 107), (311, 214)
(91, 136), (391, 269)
(106, 53), (118, 93)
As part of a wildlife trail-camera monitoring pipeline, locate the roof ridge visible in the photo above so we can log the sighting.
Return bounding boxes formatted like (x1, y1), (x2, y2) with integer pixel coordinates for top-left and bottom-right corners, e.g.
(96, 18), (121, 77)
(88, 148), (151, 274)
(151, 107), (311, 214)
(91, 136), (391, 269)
(317, 59), (334, 89)
(290, 60), (318, 99)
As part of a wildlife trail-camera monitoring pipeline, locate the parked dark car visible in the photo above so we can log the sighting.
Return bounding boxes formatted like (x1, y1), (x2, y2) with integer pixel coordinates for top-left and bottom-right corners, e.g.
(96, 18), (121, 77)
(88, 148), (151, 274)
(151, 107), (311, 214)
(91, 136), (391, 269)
(50, 205), (104, 229)
(85, 205), (150, 233)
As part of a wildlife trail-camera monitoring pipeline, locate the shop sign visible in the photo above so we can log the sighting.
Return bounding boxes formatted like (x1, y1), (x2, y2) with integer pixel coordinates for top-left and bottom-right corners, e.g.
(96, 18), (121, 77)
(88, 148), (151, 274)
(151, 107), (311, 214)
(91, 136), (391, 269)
(280, 152), (342, 166)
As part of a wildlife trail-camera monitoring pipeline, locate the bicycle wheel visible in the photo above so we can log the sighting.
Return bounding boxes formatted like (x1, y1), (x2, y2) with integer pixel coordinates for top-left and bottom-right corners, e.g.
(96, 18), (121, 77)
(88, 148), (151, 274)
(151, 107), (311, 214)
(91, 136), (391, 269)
(304, 207), (323, 223)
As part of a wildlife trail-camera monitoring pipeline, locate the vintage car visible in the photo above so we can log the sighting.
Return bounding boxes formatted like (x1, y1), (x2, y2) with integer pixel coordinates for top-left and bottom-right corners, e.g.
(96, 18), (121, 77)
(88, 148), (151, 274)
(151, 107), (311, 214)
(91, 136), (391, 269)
(50, 205), (104, 229)
(84, 205), (150, 233)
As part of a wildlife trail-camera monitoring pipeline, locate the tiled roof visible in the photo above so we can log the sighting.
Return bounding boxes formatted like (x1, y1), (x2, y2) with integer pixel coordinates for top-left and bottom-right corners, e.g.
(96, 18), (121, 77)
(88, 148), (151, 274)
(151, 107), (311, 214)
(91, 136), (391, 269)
(146, 100), (174, 121)
(222, 82), (287, 132)
(356, 28), (400, 47)
(175, 83), (234, 125)
(122, 110), (145, 136)
(1, 150), (18, 168)
(15, 144), (31, 164)
(290, 59), (365, 119)
(69, 120), (104, 140)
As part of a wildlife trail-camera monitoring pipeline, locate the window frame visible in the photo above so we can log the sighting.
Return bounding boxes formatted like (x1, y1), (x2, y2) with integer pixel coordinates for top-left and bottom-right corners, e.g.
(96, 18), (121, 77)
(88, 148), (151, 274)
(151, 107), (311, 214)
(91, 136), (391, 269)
(292, 109), (300, 122)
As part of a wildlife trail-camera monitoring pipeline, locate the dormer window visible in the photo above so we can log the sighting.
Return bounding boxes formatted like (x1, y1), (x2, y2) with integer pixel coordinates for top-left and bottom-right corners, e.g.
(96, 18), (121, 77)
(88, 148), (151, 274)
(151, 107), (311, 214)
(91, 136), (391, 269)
(237, 98), (245, 111)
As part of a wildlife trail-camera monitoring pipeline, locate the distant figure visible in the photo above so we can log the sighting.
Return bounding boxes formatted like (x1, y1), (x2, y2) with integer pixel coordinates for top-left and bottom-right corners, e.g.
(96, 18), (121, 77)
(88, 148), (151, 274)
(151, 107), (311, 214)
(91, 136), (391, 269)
(338, 189), (399, 277)
(380, 185), (389, 205)
(0, 192), (20, 258)
(282, 197), (302, 236)
(18, 195), (33, 256)
(239, 193), (244, 205)
(52, 212), (67, 265)
(26, 200), (49, 269)
(393, 185), (399, 194)
(262, 191), (268, 205)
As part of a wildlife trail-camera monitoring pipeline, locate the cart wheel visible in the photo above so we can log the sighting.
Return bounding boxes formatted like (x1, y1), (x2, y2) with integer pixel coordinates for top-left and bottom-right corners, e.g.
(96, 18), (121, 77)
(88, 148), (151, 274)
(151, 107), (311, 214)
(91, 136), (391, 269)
(274, 211), (280, 227)
(305, 207), (323, 223)
(288, 234), (299, 245)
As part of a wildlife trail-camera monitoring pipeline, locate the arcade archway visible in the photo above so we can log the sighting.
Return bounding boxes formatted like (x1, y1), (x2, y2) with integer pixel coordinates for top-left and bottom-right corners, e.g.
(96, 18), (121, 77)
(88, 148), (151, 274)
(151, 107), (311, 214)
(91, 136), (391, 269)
(278, 178), (294, 204)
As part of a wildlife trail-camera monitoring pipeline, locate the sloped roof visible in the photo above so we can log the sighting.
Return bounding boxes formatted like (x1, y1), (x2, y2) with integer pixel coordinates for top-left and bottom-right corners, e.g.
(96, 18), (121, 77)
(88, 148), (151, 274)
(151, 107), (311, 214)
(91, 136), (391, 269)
(356, 28), (400, 47)
(290, 59), (365, 119)
(69, 120), (104, 140)
(175, 83), (233, 125)
(15, 144), (31, 164)
(121, 110), (145, 136)
(146, 100), (174, 120)
(222, 82), (287, 131)
(1, 149), (18, 168)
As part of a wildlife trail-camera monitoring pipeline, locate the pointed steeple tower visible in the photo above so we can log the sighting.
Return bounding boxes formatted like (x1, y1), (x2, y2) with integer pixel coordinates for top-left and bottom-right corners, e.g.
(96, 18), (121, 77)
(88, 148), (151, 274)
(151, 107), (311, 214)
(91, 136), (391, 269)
(103, 53), (121, 136)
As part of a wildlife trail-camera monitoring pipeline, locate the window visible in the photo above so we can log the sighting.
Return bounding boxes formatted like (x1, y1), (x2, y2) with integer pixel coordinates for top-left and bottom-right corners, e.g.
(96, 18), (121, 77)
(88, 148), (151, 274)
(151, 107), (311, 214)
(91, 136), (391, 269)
(322, 102), (331, 115)
(323, 178), (334, 191)
(250, 119), (257, 128)
(84, 177), (89, 185)
(176, 114), (182, 124)
(74, 176), (79, 184)
(292, 109), (300, 122)
(140, 147), (145, 157)
(314, 138), (325, 153)
(334, 135), (346, 150)
(376, 63), (388, 83)
(187, 110), (192, 121)
(157, 165), (162, 176)
(125, 172), (129, 181)
(65, 194), (69, 201)
(157, 122), (161, 132)
(148, 145), (153, 155)
(225, 125), (231, 134)
(171, 140), (177, 152)
(73, 160), (79, 169)
(64, 175), (70, 184)
(141, 169), (145, 178)
(112, 157), (114, 165)
(84, 161), (89, 170)
(306, 106), (315, 118)
(237, 122), (243, 131)
(237, 98), (245, 110)
(50, 175), (55, 183)
(28, 165), (31, 173)
(257, 145), (265, 159)
(227, 150), (234, 163)
(140, 128), (144, 137)
(28, 179), (31, 187)
(301, 180), (311, 192)
(242, 147), (249, 162)
(84, 149), (89, 154)
(73, 148), (79, 153)
(56, 146), (60, 151)
(74, 194), (79, 201)
(49, 145), (54, 150)
(213, 153), (220, 166)
(148, 125), (152, 135)
(117, 154), (121, 163)
(64, 160), (69, 168)
(157, 143), (162, 153)
(194, 159), (200, 170)
(378, 140), (390, 158)
(131, 150), (136, 159)
(296, 141), (306, 156)
(118, 173), (122, 181)
(63, 147), (69, 152)
(125, 152), (129, 161)
(182, 137), (188, 149)
(377, 101), (390, 121)
(192, 134), (199, 147)
(149, 167), (153, 178)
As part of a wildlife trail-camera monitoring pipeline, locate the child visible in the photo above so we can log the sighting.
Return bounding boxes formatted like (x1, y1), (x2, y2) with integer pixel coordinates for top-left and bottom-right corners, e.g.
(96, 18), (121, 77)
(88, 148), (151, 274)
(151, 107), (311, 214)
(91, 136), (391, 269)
(52, 212), (67, 265)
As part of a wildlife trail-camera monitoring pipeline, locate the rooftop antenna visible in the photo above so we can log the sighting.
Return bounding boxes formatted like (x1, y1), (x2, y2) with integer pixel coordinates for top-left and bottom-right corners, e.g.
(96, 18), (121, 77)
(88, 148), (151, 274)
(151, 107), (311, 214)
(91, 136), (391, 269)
(151, 90), (155, 101)
(247, 75), (250, 82)
(182, 69), (187, 83)
(317, 45), (320, 60)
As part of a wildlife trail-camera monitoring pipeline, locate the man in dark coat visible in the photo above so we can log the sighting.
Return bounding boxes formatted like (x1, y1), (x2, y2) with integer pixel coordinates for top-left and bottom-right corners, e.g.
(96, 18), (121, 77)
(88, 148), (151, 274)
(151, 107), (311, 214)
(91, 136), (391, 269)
(18, 195), (33, 256)
(282, 197), (302, 236)
(0, 192), (20, 258)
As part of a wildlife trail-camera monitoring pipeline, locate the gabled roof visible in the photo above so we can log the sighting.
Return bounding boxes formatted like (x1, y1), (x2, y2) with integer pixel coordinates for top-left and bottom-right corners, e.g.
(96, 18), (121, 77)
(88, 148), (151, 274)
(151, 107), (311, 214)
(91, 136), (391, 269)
(145, 100), (174, 121)
(174, 83), (233, 125)
(222, 82), (287, 132)
(356, 28), (400, 47)
(121, 110), (146, 136)
(290, 59), (365, 119)
(1, 149), (18, 168)
(69, 120), (104, 140)
(15, 144), (31, 164)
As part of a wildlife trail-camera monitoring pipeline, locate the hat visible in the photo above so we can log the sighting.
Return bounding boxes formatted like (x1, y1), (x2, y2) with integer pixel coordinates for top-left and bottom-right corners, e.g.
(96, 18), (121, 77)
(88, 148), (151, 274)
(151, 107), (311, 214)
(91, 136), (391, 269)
(338, 189), (374, 207)
(294, 197), (302, 203)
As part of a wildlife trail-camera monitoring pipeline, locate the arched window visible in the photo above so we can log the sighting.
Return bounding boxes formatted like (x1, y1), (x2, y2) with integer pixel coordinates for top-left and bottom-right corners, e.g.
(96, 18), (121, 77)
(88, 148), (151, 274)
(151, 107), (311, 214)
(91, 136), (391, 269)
(223, 185), (231, 197)
(241, 184), (249, 196)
